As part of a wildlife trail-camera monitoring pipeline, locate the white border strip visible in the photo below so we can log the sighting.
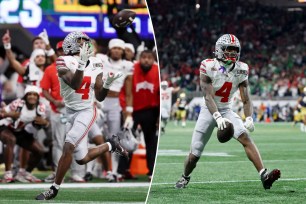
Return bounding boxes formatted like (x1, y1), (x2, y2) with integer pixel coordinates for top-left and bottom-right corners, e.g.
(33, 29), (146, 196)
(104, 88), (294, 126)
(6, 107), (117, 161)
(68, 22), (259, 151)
(0, 182), (149, 189)
(151, 178), (306, 185)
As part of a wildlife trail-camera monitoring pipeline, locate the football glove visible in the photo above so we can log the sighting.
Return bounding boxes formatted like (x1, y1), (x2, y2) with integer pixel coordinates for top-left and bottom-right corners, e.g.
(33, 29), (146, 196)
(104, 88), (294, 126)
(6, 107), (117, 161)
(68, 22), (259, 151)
(244, 116), (255, 132)
(213, 111), (231, 130)
(103, 72), (123, 89)
(124, 115), (134, 129)
(38, 29), (50, 45)
(77, 42), (91, 71)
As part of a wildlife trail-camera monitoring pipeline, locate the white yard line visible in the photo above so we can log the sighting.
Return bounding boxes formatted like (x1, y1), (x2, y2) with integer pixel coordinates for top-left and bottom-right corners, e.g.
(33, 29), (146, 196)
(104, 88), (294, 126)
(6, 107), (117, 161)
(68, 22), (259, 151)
(156, 159), (306, 165)
(151, 178), (306, 186)
(0, 182), (149, 189)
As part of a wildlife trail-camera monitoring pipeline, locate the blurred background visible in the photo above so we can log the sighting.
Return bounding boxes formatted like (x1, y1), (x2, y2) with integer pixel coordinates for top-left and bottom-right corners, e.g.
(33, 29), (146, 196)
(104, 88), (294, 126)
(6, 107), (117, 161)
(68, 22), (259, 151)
(149, 0), (306, 124)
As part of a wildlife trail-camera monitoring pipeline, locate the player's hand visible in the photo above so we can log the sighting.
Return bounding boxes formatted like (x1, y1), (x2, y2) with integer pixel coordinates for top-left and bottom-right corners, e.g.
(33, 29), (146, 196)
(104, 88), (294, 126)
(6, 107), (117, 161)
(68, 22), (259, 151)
(124, 115), (134, 129)
(244, 116), (255, 132)
(34, 116), (48, 126)
(103, 72), (123, 89)
(38, 29), (50, 45)
(77, 42), (91, 71)
(2, 30), (11, 49)
(213, 111), (231, 130)
(53, 100), (65, 108)
(137, 41), (146, 53)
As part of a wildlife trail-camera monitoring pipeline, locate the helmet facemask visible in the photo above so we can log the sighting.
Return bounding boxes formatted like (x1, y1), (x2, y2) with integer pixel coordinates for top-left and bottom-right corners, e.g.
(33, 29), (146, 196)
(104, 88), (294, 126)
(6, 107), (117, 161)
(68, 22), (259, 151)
(222, 45), (240, 63)
(215, 34), (241, 64)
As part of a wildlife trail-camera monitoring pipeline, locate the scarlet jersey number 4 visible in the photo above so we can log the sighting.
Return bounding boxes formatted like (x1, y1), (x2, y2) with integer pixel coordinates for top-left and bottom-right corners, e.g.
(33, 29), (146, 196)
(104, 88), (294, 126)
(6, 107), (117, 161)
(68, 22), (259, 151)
(215, 82), (232, 102)
(76, 76), (91, 99)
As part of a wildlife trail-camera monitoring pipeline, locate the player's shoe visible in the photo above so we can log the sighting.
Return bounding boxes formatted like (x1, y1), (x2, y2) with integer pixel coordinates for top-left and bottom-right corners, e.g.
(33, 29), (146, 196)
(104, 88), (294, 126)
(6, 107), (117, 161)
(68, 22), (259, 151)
(84, 172), (93, 181)
(175, 174), (190, 189)
(44, 172), (56, 183)
(108, 135), (129, 158)
(70, 174), (86, 182)
(106, 171), (117, 182)
(2, 171), (14, 183)
(24, 171), (42, 183)
(15, 172), (29, 183)
(35, 186), (58, 200)
(260, 169), (281, 190)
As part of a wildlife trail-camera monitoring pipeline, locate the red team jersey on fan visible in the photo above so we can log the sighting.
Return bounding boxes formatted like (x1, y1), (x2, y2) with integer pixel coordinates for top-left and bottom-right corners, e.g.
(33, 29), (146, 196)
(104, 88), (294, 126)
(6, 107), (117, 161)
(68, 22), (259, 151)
(132, 62), (160, 111)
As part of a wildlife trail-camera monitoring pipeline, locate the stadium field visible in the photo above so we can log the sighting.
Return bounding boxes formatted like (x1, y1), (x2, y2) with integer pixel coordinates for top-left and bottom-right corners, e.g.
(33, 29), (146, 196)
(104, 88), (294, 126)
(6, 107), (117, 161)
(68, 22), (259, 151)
(148, 122), (306, 204)
(0, 173), (149, 203)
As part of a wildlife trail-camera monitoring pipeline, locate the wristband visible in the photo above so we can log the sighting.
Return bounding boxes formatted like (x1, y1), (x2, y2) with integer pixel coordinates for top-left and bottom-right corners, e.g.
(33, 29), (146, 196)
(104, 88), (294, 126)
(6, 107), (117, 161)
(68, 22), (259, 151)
(212, 111), (222, 121)
(103, 81), (111, 89)
(126, 106), (133, 113)
(4, 43), (11, 50)
(46, 48), (55, 57)
(76, 61), (85, 71)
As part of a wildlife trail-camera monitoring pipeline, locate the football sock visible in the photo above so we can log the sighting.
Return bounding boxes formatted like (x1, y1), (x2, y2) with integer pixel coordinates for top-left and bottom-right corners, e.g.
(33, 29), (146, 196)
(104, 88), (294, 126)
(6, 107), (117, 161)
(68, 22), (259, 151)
(259, 168), (266, 176)
(52, 183), (60, 190)
(106, 142), (112, 152)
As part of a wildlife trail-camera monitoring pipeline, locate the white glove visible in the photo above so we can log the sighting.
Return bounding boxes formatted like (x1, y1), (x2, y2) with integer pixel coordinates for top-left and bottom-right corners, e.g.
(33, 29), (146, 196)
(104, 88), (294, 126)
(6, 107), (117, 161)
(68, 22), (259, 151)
(213, 112), (231, 130)
(103, 72), (123, 89)
(244, 116), (255, 132)
(38, 29), (50, 45)
(137, 41), (146, 53)
(124, 115), (134, 129)
(77, 42), (91, 71)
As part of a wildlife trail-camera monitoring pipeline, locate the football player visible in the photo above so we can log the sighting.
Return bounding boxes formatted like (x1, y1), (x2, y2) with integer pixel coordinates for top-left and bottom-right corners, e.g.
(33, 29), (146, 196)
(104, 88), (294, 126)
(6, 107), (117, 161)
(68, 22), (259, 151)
(175, 34), (281, 190)
(294, 87), (306, 132)
(35, 31), (128, 200)
(174, 92), (188, 127)
(96, 39), (134, 181)
(161, 81), (180, 134)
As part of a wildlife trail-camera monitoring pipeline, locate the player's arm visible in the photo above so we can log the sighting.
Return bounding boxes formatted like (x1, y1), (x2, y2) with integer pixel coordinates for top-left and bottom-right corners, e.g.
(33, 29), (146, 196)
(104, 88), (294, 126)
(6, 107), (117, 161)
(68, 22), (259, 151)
(94, 72), (123, 102)
(2, 30), (26, 75)
(239, 80), (255, 132)
(39, 29), (57, 63)
(124, 75), (133, 118)
(200, 73), (229, 130)
(239, 80), (253, 117)
(94, 72), (109, 102)
(57, 64), (84, 90)
(200, 74), (218, 114)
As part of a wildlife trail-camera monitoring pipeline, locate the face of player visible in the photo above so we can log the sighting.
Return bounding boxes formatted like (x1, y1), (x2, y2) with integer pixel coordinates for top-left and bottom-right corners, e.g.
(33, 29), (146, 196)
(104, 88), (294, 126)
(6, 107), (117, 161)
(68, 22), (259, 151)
(125, 48), (134, 61)
(34, 54), (46, 66)
(110, 47), (123, 61)
(161, 85), (168, 90)
(223, 46), (239, 62)
(33, 39), (46, 50)
(26, 92), (39, 105)
(140, 52), (154, 72)
(76, 38), (93, 55)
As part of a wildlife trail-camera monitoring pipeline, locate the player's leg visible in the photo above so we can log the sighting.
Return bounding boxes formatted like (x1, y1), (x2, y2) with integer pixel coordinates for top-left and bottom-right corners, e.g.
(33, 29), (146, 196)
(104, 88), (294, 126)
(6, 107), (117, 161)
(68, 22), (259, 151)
(224, 110), (280, 189)
(175, 107), (216, 189)
(0, 127), (16, 182)
(181, 110), (187, 127)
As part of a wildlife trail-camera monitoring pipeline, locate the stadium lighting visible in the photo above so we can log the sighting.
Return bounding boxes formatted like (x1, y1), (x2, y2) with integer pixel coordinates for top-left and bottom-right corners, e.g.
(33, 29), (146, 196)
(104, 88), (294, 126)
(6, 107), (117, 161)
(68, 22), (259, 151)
(298, 0), (306, 2)
(196, 4), (200, 9)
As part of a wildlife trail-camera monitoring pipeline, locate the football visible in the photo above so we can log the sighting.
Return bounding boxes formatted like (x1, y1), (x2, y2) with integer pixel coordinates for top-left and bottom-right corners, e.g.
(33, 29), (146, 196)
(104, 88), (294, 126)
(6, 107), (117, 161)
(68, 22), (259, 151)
(112, 9), (136, 28)
(217, 121), (234, 143)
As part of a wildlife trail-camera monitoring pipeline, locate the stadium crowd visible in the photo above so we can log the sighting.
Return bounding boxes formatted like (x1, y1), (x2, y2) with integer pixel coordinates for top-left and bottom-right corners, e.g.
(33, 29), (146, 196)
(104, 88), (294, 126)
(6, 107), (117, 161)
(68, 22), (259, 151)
(149, 0), (306, 98)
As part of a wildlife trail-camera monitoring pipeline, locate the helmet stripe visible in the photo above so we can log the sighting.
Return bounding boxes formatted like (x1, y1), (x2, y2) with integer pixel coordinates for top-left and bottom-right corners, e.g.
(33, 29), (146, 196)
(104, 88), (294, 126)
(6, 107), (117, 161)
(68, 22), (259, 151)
(230, 34), (235, 43)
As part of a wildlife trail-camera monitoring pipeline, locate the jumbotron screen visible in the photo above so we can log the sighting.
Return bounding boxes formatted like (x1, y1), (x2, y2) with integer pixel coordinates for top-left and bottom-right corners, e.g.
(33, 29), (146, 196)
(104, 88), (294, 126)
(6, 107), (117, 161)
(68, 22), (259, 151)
(0, 0), (154, 39)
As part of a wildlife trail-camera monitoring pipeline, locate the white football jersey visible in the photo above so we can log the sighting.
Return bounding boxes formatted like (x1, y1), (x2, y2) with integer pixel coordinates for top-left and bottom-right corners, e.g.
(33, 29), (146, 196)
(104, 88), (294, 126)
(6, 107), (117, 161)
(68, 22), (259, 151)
(161, 87), (173, 112)
(199, 58), (248, 109)
(58, 56), (103, 111)
(96, 54), (133, 92)
(0, 99), (46, 131)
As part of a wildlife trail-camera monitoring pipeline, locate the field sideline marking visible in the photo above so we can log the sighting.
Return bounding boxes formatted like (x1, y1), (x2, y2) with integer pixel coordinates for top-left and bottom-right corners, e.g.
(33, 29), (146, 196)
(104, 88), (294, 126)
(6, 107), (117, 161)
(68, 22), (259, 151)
(0, 182), (149, 189)
(156, 159), (306, 165)
(151, 178), (306, 185)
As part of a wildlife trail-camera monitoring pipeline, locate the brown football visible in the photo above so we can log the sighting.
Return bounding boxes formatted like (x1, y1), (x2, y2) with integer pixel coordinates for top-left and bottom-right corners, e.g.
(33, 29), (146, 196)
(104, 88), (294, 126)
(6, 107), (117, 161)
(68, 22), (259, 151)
(112, 9), (136, 28)
(217, 121), (234, 143)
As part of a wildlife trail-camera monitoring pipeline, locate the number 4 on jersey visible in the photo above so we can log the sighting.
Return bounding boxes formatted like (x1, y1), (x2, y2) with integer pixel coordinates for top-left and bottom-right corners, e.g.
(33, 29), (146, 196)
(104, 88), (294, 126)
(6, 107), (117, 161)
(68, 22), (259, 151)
(75, 76), (91, 99)
(215, 82), (232, 102)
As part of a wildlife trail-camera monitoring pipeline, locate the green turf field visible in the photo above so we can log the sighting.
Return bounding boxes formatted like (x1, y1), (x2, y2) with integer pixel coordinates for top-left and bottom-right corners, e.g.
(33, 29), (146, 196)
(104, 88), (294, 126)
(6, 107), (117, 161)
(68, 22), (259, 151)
(0, 172), (149, 203)
(148, 122), (306, 204)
